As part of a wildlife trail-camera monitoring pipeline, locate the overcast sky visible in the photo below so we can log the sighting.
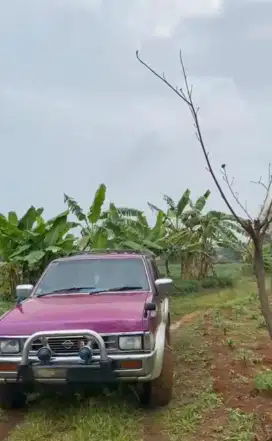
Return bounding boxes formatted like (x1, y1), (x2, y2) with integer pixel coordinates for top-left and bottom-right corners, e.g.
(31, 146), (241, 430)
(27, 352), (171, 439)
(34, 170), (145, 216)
(1, 0), (272, 222)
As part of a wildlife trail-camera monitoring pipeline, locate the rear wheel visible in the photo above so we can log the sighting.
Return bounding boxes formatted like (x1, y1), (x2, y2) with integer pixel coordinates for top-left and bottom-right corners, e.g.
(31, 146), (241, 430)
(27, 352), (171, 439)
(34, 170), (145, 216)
(139, 339), (173, 408)
(0, 384), (27, 410)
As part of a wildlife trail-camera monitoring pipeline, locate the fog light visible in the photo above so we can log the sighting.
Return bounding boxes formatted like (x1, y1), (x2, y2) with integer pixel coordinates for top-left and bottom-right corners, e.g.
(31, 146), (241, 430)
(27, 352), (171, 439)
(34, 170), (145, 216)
(79, 346), (93, 363)
(37, 347), (52, 364)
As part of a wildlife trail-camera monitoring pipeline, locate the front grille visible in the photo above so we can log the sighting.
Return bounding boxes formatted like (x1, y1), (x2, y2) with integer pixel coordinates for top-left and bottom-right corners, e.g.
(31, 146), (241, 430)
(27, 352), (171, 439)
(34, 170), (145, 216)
(29, 335), (118, 356)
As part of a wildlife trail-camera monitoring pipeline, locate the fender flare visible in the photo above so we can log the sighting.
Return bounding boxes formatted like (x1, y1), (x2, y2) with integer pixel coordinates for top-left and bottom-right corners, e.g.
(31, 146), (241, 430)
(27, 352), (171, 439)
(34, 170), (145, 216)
(150, 321), (166, 380)
(150, 298), (170, 380)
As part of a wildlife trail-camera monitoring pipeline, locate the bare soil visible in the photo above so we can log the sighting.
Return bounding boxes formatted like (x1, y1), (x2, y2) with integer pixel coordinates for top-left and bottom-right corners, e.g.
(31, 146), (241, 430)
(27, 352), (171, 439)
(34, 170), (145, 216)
(210, 335), (272, 439)
(143, 413), (169, 441)
(193, 310), (272, 440)
(170, 311), (202, 331)
(0, 411), (25, 441)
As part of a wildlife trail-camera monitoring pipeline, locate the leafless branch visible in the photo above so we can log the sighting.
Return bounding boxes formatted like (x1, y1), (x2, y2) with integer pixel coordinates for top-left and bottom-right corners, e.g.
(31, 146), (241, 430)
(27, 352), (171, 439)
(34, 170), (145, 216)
(221, 166), (253, 220)
(251, 163), (272, 225)
(261, 200), (272, 237)
(136, 48), (272, 337)
(136, 49), (252, 234)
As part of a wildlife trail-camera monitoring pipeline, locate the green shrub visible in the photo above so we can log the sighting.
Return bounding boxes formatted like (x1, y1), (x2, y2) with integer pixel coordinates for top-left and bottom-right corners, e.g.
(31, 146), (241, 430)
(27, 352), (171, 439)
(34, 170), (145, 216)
(173, 275), (234, 295)
(201, 277), (219, 288)
(216, 275), (235, 288)
(255, 370), (272, 391)
(242, 264), (253, 277)
(174, 280), (201, 295)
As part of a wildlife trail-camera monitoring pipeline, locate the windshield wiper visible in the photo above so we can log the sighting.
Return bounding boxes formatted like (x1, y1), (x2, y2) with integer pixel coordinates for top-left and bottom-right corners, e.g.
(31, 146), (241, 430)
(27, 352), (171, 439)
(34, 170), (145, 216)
(37, 285), (143, 297)
(89, 286), (143, 295)
(37, 287), (96, 297)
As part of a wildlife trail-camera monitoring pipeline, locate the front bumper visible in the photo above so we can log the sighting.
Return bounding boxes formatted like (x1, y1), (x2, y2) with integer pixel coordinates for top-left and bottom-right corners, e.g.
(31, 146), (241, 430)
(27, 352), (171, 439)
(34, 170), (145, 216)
(0, 329), (157, 385)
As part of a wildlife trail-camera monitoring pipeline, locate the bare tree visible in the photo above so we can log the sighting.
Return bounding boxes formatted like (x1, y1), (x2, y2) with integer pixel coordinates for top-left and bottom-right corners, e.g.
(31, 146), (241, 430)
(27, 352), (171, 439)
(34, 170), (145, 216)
(136, 50), (272, 338)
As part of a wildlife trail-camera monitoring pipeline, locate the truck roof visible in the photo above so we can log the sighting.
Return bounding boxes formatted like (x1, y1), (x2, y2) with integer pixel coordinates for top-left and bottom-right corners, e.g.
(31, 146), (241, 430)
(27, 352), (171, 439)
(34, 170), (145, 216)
(53, 249), (155, 262)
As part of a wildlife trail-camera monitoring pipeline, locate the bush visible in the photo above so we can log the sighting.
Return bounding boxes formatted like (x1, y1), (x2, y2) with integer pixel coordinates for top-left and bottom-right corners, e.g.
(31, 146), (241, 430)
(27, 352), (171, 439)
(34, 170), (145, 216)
(216, 275), (235, 288)
(201, 277), (219, 289)
(0, 262), (22, 300)
(215, 262), (243, 278)
(174, 280), (201, 295)
(173, 275), (234, 295)
(255, 370), (272, 392)
(242, 264), (253, 277)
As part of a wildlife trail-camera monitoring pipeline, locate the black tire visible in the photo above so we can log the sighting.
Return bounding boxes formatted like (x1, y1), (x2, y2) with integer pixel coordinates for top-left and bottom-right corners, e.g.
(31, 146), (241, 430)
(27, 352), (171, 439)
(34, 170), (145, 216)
(139, 341), (173, 408)
(0, 384), (27, 410)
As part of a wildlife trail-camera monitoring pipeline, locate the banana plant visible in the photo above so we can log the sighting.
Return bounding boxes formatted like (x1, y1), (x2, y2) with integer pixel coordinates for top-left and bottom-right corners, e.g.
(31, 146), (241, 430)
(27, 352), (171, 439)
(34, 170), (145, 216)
(148, 189), (242, 278)
(99, 203), (166, 254)
(64, 183), (108, 250)
(147, 189), (206, 277)
(0, 207), (77, 287)
(64, 184), (160, 253)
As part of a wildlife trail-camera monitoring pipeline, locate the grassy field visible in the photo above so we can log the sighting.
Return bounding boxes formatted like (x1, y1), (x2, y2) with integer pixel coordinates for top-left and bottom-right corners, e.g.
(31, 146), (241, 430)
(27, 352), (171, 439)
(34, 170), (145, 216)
(1, 268), (272, 440)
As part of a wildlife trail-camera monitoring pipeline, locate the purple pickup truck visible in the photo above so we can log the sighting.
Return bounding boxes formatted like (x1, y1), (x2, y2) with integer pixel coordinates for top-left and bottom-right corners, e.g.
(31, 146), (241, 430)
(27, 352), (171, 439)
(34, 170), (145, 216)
(0, 250), (173, 409)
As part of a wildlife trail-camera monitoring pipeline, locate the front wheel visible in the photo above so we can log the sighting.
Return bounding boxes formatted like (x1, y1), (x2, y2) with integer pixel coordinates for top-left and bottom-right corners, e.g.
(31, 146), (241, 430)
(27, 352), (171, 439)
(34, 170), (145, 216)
(0, 384), (27, 410)
(139, 342), (173, 408)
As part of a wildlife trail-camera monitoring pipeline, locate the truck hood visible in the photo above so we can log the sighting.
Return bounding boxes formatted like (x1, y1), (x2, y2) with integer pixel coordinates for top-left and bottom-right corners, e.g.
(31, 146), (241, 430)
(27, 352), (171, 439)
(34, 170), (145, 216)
(0, 292), (151, 335)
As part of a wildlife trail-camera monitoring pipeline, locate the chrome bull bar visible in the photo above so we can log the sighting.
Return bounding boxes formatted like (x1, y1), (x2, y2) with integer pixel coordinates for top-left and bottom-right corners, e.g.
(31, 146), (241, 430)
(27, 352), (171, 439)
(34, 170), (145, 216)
(20, 329), (108, 366)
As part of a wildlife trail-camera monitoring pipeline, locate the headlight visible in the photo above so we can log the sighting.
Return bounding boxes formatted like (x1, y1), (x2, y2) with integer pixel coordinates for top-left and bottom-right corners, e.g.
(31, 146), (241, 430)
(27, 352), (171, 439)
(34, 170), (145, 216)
(119, 336), (142, 351)
(143, 332), (155, 351)
(0, 339), (20, 354)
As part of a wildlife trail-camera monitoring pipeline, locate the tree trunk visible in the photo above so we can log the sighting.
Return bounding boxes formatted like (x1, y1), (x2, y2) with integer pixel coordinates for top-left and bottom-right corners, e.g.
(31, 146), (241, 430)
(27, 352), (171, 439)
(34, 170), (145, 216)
(270, 242), (272, 295)
(254, 241), (272, 338)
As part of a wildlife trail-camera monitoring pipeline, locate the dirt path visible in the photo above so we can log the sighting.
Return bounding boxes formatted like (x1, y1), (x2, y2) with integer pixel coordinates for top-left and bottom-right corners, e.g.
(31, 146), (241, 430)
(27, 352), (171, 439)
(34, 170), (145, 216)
(0, 410), (25, 441)
(143, 412), (169, 441)
(170, 311), (202, 331)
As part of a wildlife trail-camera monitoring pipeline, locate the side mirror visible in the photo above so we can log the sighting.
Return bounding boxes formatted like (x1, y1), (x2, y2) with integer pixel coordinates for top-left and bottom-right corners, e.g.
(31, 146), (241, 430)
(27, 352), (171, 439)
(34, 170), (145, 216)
(16, 284), (33, 301)
(154, 278), (173, 296)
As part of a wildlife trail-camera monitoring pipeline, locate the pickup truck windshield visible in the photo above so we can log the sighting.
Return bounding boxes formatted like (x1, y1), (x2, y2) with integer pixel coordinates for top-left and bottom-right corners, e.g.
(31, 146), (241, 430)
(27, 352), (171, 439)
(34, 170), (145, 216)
(34, 257), (150, 296)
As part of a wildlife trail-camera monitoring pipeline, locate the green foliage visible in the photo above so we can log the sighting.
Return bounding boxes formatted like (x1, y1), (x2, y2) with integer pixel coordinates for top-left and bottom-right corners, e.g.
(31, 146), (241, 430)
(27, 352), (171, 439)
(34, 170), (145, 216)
(174, 275), (235, 295)
(255, 370), (272, 391)
(87, 183), (106, 224)
(242, 263), (253, 276)
(0, 183), (244, 297)
(149, 189), (243, 279)
(0, 207), (77, 295)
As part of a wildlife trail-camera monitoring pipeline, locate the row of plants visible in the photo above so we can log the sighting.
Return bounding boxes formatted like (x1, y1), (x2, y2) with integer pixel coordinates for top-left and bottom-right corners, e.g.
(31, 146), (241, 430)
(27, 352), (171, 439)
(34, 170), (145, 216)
(0, 183), (259, 298)
(173, 275), (235, 295)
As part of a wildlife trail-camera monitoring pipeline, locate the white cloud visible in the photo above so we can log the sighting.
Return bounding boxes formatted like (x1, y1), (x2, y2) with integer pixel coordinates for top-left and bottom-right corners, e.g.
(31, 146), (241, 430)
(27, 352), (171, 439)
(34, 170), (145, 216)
(0, 0), (271, 220)
(55, 0), (102, 11)
(125, 0), (223, 39)
(0, 84), (184, 135)
(246, 23), (272, 41)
